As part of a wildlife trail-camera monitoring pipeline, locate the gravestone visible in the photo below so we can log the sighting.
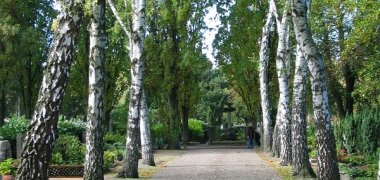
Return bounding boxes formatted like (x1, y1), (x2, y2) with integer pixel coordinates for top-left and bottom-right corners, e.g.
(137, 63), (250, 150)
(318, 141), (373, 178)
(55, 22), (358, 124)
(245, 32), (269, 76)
(0, 138), (12, 162)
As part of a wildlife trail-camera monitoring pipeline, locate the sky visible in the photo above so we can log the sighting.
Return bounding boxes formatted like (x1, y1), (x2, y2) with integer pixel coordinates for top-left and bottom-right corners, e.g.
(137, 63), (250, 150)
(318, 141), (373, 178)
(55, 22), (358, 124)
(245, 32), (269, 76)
(202, 5), (221, 68)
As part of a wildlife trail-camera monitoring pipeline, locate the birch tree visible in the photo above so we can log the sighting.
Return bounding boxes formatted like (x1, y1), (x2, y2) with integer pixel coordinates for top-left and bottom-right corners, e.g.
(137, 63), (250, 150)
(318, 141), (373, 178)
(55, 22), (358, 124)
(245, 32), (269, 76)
(16, 0), (83, 179)
(292, 0), (340, 179)
(84, 0), (106, 179)
(118, 0), (146, 178)
(259, 4), (274, 152)
(270, 0), (292, 164)
(140, 90), (155, 166)
(291, 45), (315, 177)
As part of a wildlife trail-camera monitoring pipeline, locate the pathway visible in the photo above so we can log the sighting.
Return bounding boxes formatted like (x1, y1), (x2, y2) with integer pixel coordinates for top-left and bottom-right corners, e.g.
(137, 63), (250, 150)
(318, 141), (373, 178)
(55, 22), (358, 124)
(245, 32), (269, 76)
(152, 144), (281, 180)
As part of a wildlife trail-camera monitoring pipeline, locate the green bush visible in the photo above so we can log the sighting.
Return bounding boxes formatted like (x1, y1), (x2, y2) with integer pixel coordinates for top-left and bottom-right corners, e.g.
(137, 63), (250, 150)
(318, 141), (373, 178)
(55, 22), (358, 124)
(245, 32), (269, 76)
(57, 116), (86, 136)
(0, 115), (30, 141)
(188, 119), (205, 142)
(110, 104), (128, 134)
(53, 135), (85, 165)
(104, 132), (125, 145)
(307, 123), (317, 155)
(104, 132), (125, 151)
(151, 123), (166, 148)
(103, 150), (116, 172)
(336, 107), (380, 156)
(0, 158), (17, 175)
(51, 152), (64, 165)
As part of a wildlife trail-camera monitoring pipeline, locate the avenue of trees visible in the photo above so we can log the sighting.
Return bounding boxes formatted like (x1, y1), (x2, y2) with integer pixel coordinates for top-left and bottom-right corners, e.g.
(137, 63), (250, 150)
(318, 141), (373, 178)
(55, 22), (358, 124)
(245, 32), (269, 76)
(0, 0), (379, 179)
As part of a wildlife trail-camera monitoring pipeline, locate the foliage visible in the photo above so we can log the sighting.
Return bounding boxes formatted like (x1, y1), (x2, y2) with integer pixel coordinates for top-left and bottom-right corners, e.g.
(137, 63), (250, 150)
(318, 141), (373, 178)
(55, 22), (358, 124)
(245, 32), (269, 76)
(57, 116), (86, 136)
(306, 122), (317, 158)
(188, 119), (206, 142)
(104, 132), (125, 145)
(151, 123), (166, 149)
(0, 115), (30, 141)
(103, 150), (116, 172)
(110, 103), (129, 134)
(52, 135), (85, 165)
(0, 158), (17, 175)
(195, 70), (230, 127)
(236, 129), (245, 141)
(104, 132), (125, 151)
(335, 107), (380, 156)
(50, 152), (64, 165)
(213, 0), (266, 122)
(339, 163), (378, 178)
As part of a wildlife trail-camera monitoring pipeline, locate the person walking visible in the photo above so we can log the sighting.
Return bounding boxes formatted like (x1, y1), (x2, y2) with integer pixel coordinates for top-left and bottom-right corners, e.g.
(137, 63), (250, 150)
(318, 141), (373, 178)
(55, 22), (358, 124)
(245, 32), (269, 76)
(246, 122), (254, 149)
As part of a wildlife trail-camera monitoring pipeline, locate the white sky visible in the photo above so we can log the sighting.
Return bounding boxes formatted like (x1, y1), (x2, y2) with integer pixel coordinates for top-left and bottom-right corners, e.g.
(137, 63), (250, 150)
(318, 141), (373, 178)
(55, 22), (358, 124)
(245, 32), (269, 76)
(202, 5), (221, 68)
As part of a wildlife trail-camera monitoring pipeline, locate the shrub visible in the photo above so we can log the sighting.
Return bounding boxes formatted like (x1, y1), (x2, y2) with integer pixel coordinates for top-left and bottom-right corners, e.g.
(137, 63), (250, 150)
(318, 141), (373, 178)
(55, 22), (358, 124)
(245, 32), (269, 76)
(53, 135), (85, 165)
(0, 158), (17, 175)
(57, 116), (86, 136)
(103, 150), (116, 172)
(104, 132), (125, 145)
(0, 115), (30, 141)
(110, 104), (128, 134)
(103, 149), (125, 172)
(104, 132), (125, 151)
(188, 119), (205, 142)
(51, 152), (64, 165)
(151, 123), (166, 148)
(307, 123), (317, 152)
(336, 107), (380, 156)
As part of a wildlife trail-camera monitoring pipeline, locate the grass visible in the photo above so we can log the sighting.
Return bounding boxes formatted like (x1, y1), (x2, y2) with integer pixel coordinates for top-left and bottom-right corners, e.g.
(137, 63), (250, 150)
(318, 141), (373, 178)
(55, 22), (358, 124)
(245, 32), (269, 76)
(255, 148), (295, 180)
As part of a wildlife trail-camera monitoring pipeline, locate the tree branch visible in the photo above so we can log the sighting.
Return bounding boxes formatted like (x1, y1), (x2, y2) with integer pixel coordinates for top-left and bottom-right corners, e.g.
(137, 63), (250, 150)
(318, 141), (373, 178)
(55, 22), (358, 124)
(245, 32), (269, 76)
(107, 0), (131, 42)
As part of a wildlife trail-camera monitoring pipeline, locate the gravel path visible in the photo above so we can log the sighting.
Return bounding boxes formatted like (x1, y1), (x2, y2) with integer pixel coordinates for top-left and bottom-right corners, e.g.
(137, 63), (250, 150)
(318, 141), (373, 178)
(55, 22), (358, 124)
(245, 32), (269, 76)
(152, 144), (281, 180)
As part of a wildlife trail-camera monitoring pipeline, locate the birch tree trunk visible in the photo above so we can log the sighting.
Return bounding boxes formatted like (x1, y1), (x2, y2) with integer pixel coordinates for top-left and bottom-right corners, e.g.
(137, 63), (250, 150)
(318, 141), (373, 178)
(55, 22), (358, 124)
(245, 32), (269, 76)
(16, 1), (83, 179)
(278, 21), (292, 166)
(259, 6), (274, 153)
(118, 0), (146, 178)
(271, 0), (292, 164)
(140, 90), (155, 166)
(84, 0), (106, 179)
(292, 0), (340, 179)
(272, 111), (281, 157)
(292, 45), (316, 177)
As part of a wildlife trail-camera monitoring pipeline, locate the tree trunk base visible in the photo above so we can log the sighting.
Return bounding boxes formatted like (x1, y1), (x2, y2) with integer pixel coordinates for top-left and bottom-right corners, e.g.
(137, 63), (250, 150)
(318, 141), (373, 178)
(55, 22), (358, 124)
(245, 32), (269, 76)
(292, 166), (316, 178)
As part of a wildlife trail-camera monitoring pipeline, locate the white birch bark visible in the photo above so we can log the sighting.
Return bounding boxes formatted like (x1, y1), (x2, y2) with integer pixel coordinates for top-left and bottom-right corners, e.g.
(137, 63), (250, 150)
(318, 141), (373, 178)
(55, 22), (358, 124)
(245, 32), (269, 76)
(84, 0), (106, 179)
(292, 0), (340, 179)
(17, 1), (83, 179)
(140, 90), (155, 166)
(259, 4), (274, 153)
(271, 0), (292, 165)
(118, 0), (146, 178)
(291, 45), (315, 177)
